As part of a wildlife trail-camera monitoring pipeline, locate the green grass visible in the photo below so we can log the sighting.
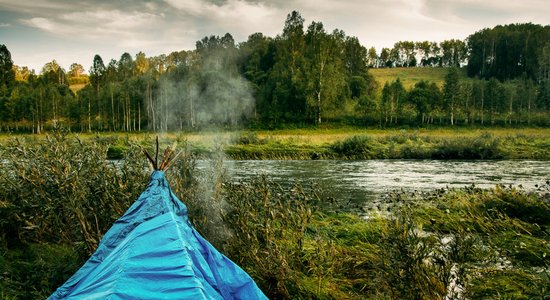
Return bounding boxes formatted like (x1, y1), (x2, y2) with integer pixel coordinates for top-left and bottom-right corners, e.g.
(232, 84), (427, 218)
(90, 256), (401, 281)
(3, 128), (550, 160)
(227, 129), (550, 160)
(370, 67), (470, 89)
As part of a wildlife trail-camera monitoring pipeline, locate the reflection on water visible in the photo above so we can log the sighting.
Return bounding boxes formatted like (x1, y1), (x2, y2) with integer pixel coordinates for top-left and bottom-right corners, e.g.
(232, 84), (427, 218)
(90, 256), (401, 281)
(215, 160), (550, 206)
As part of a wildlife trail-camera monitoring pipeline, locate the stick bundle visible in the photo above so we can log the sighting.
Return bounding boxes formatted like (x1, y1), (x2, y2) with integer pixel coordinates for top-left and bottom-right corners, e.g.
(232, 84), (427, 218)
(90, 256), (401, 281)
(144, 136), (183, 171)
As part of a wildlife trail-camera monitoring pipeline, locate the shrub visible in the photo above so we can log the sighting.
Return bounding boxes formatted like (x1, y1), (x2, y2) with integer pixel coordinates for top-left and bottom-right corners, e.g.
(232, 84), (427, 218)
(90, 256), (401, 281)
(222, 176), (319, 298)
(431, 133), (502, 159)
(330, 135), (376, 159)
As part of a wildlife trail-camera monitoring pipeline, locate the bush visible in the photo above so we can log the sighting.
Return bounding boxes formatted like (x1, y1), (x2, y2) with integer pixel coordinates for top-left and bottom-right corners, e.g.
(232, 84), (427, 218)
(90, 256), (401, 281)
(330, 135), (376, 159)
(0, 244), (80, 299)
(234, 131), (265, 145)
(0, 132), (149, 254)
(223, 176), (319, 298)
(106, 144), (128, 159)
(431, 133), (502, 159)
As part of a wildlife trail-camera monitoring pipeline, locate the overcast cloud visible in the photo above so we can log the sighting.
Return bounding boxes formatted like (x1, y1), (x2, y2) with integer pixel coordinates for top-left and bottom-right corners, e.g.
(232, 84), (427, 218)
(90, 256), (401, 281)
(0, 0), (548, 72)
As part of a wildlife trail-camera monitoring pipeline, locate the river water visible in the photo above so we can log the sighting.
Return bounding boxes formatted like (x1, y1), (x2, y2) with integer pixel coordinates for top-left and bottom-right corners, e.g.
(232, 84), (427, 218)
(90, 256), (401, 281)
(220, 160), (550, 208)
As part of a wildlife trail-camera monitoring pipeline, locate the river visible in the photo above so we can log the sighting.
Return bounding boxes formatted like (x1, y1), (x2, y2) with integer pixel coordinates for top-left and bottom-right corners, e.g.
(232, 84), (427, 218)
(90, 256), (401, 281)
(218, 159), (550, 209)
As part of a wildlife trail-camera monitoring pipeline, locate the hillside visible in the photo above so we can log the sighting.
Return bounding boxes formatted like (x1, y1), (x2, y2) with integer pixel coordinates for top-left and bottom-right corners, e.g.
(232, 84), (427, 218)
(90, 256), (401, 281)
(369, 67), (469, 89)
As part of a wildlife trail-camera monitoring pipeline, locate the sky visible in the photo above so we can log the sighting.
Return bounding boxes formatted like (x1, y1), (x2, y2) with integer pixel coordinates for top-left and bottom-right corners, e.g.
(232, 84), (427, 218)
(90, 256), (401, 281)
(1, 0), (549, 73)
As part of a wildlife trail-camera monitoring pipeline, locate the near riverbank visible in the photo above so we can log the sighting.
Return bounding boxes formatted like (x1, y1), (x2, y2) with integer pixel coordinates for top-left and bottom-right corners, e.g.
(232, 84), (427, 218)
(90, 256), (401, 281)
(0, 132), (548, 298)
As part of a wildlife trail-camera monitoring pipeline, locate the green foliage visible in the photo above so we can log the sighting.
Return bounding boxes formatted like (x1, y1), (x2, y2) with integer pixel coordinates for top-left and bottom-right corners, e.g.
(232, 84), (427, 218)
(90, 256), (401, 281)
(0, 44), (15, 97)
(0, 134), (202, 297)
(431, 133), (502, 159)
(234, 131), (266, 145)
(467, 269), (549, 299)
(0, 131), (149, 254)
(223, 176), (319, 298)
(106, 144), (128, 159)
(67, 76), (89, 86)
(484, 184), (550, 225)
(330, 135), (377, 159)
(399, 183), (550, 298)
(467, 23), (550, 81)
(0, 243), (80, 299)
(374, 213), (452, 299)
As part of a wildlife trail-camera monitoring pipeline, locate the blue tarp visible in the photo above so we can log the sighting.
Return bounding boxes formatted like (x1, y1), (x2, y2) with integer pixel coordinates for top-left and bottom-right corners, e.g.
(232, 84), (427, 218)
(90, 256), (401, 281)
(49, 171), (267, 299)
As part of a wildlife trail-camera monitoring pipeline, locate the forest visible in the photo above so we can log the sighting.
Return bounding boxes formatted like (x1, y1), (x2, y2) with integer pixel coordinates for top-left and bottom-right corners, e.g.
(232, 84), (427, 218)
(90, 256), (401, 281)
(1, 11), (549, 132)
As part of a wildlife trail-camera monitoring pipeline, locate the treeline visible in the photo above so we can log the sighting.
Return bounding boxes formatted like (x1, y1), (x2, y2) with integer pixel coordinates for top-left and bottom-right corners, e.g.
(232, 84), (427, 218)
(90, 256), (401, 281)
(367, 39), (468, 68)
(380, 70), (545, 126)
(0, 12), (549, 132)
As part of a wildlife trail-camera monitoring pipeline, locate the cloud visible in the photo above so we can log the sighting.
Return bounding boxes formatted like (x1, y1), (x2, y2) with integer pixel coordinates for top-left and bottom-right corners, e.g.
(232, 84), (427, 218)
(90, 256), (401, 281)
(420, 0), (550, 24)
(22, 9), (162, 37)
(163, 0), (210, 15)
(3, 0), (550, 72)
(21, 17), (59, 32)
(163, 0), (283, 38)
(61, 10), (161, 29)
(18, 8), (179, 54)
(0, 0), (71, 12)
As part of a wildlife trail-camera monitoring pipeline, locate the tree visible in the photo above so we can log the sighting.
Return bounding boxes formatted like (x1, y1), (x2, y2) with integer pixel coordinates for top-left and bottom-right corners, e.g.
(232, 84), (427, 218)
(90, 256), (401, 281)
(537, 42), (550, 112)
(89, 55), (106, 87)
(408, 81), (442, 124)
(89, 55), (106, 131)
(264, 10), (307, 124)
(13, 65), (32, 82)
(69, 63), (85, 78)
(440, 39), (467, 67)
(472, 80), (486, 125)
(41, 60), (67, 85)
(367, 47), (378, 68)
(118, 53), (134, 79)
(416, 41), (431, 67)
(485, 77), (504, 124)
(238, 32), (274, 122)
(0, 44), (15, 97)
(467, 24), (550, 80)
(458, 81), (474, 124)
(134, 52), (150, 75)
(305, 22), (347, 125)
(443, 67), (460, 125)
(381, 79), (405, 124)
(305, 21), (329, 124)
(166, 50), (188, 72)
(380, 48), (391, 67)
(402, 41), (417, 67)
(344, 37), (375, 98)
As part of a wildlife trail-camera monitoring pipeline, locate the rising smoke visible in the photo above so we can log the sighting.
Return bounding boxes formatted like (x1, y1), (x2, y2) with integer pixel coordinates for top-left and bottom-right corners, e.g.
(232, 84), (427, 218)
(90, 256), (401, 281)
(153, 48), (255, 131)
(154, 44), (255, 245)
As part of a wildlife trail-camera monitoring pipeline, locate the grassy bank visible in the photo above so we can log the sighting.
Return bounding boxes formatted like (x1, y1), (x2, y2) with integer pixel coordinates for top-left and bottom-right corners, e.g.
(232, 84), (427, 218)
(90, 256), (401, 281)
(0, 135), (549, 298)
(227, 128), (550, 160)
(4, 127), (549, 160)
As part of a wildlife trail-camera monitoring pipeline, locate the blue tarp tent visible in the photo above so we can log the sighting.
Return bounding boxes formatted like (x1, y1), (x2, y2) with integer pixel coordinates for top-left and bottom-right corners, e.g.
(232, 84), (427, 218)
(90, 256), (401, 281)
(49, 170), (267, 299)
